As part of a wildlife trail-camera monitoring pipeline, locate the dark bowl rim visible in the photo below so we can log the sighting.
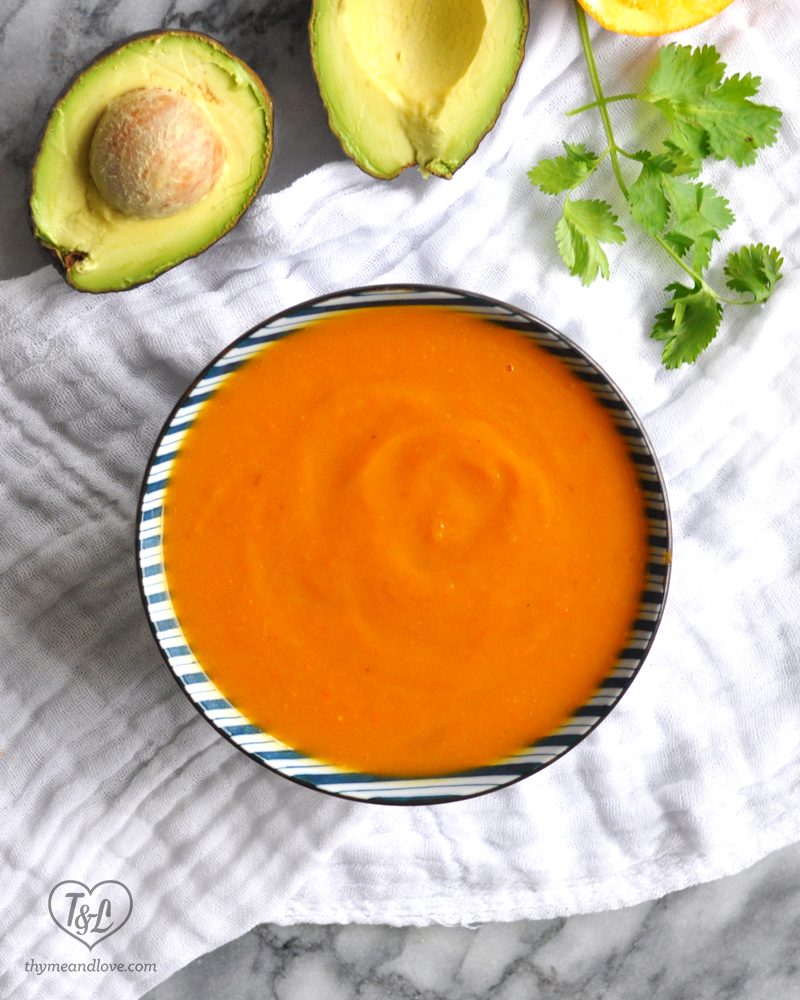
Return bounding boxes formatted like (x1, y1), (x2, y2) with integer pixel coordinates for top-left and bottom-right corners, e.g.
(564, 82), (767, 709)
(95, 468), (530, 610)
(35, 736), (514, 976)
(135, 282), (673, 806)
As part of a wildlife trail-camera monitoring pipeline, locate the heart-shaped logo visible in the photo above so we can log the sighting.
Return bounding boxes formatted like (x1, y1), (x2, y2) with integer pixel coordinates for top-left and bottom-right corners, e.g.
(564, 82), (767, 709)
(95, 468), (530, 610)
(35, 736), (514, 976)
(48, 881), (133, 950)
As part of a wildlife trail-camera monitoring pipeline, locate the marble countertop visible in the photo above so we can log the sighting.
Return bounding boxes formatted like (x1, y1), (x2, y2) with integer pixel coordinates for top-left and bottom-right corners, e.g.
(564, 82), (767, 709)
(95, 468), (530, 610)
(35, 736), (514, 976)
(2, 2), (798, 998)
(143, 840), (800, 999)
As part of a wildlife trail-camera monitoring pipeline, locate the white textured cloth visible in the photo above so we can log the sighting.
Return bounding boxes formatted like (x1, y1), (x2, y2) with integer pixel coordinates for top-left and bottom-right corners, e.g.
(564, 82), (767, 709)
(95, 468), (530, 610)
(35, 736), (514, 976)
(2, 1), (799, 997)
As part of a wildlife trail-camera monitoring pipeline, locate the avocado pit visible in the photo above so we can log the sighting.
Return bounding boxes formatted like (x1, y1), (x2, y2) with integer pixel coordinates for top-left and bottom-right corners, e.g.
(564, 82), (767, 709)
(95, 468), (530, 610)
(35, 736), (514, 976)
(29, 31), (273, 292)
(90, 88), (226, 219)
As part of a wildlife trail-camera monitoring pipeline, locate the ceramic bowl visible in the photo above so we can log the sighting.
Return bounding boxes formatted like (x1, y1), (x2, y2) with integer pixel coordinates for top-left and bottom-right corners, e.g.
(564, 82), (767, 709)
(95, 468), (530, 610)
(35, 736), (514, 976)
(137, 285), (671, 804)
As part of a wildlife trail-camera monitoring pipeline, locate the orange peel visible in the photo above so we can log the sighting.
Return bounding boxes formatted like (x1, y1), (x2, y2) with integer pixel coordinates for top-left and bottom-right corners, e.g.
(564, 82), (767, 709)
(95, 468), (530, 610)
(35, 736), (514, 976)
(575, 0), (736, 36)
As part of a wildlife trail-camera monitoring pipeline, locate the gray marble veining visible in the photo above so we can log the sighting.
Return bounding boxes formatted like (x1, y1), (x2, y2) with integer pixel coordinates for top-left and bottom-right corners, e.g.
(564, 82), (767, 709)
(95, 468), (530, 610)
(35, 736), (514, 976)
(142, 839), (800, 1000)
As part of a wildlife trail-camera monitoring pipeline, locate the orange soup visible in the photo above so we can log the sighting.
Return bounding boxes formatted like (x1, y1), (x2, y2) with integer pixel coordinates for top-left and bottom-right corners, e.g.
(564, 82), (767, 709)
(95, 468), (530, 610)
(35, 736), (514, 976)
(163, 305), (649, 776)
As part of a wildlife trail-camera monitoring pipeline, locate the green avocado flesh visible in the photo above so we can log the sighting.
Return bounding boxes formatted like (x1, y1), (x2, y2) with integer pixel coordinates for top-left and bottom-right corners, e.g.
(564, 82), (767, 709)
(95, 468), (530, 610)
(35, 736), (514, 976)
(310, 0), (528, 179)
(30, 32), (273, 292)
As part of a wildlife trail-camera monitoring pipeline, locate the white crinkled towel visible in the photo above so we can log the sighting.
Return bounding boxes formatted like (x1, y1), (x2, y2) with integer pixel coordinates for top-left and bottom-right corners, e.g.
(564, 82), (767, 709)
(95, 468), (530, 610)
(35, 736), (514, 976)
(2, 1), (800, 997)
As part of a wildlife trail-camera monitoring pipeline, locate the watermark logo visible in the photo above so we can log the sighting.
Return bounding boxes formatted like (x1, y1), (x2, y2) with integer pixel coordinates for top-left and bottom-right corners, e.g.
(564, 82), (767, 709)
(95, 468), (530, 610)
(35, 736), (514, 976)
(48, 881), (133, 950)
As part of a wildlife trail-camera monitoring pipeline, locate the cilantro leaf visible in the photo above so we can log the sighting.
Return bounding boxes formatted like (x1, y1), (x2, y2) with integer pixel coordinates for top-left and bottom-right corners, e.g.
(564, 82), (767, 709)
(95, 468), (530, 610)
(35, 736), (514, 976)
(662, 126), (708, 178)
(529, 19), (784, 370)
(724, 244), (783, 303)
(651, 282), (723, 368)
(645, 44), (782, 169)
(626, 152), (673, 234)
(528, 143), (601, 195)
(647, 43), (723, 103)
(662, 177), (733, 271)
(627, 154), (734, 271)
(661, 178), (733, 242)
(689, 235), (717, 275)
(555, 199), (625, 286)
(663, 231), (694, 257)
(706, 73), (782, 165)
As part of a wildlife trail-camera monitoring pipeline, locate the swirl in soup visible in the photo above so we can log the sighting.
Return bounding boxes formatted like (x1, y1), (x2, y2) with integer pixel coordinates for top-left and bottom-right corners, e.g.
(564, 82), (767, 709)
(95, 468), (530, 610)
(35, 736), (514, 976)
(163, 305), (649, 776)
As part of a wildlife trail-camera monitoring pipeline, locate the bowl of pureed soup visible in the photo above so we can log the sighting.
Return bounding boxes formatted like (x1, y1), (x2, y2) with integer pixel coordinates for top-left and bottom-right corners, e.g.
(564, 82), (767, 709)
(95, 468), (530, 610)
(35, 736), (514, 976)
(138, 286), (671, 804)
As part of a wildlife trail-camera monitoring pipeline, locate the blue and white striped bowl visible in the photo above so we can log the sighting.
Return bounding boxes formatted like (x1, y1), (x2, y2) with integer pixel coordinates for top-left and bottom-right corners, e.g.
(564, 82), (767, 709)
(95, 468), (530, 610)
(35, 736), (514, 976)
(137, 285), (671, 805)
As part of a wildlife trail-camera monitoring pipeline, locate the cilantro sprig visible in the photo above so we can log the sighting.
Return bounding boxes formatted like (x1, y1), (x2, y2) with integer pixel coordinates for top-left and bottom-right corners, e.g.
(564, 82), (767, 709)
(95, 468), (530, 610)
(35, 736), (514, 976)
(529, 1), (783, 369)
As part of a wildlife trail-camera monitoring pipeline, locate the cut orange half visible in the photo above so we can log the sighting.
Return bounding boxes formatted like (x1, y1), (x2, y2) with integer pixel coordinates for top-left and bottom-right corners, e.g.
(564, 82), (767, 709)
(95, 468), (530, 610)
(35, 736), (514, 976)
(576, 0), (736, 36)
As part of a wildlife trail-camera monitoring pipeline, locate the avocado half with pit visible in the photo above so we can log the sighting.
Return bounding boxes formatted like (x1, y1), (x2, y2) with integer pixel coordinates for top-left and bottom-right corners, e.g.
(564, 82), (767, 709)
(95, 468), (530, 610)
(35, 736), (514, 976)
(310, 0), (528, 179)
(29, 31), (273, 293)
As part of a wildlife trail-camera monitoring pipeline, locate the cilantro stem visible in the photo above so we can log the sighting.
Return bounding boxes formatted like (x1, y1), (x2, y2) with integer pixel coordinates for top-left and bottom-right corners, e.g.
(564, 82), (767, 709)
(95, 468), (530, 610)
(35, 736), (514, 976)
(573, 2), (629, 197)
(566, 94), (640, 117)
(572, 0), (717, 298)
(717, 293), (758, 307)
(651, 234), (714, 294)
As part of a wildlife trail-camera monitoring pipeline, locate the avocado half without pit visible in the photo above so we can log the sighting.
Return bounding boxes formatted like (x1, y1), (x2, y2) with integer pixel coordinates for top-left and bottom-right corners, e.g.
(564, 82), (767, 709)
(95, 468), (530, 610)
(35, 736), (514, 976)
(310, 0), (528, 179)
(29, 31), (273, 293)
